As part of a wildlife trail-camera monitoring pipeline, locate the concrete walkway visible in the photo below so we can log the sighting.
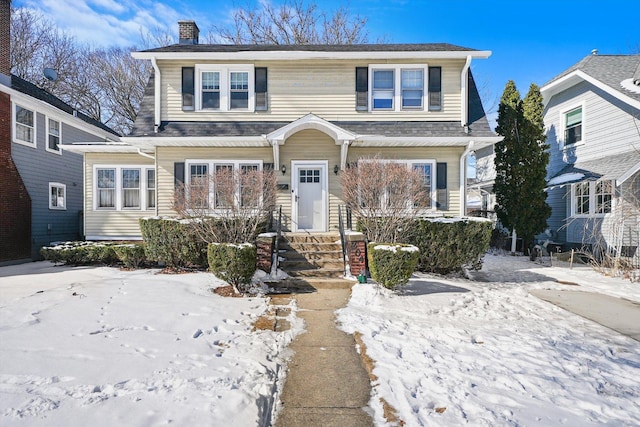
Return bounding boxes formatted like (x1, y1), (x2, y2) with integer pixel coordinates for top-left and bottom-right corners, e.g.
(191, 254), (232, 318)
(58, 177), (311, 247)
(530, 289), (640, 341)
(275, 284), (373, 427)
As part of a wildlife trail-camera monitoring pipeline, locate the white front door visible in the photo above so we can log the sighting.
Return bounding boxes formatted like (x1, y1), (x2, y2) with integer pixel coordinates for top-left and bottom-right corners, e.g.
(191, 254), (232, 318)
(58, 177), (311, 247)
(292, 161), (328, 232)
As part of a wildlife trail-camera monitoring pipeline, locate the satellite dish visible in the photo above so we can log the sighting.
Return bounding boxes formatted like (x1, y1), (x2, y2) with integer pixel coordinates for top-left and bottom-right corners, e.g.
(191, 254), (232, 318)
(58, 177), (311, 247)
(43, 68), (58, 81)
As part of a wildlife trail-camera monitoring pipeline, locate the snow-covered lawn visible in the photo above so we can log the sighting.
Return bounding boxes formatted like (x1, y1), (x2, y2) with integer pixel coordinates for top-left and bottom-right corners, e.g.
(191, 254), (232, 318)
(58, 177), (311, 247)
(338, 254), (640, 427)
(0, 262), (300, 426)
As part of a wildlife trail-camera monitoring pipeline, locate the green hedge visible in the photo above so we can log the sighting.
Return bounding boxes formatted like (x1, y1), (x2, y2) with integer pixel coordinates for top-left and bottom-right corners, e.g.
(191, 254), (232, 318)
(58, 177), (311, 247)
(208, 243), (257, 289)
(40, 241), (137, 266)
(400, 218), (492, 274)
(112, 244), (147, 268)
(367, 243), (419, 289)
(139, 218), (207, 268)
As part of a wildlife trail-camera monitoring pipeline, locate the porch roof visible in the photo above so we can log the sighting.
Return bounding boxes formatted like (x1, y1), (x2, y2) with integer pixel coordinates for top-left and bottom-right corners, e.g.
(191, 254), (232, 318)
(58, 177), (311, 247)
(547, 151), (640, 189)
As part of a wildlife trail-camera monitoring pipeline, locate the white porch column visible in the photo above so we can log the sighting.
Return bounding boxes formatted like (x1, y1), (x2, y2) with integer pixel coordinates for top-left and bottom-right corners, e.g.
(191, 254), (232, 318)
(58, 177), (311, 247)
(340, 140), (351, 170)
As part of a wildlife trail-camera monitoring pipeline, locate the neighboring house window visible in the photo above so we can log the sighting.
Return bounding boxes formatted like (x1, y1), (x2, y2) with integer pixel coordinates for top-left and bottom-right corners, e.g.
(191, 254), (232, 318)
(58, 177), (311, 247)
(370, 65), (428, 112)
(401, 69), (424, 109)
(97, 168), (116, 208)
(122, 169), (141, 209)
(564, 106), (582, 146)
(372, 69), (394, 110)
(94, 166), (155, 210)
(49, 182), (66, 210)
(14, 104), (35, 146)
(428, 66), (442, 111)
(201, 71), (221, 109)
(185, 160), (263, 211)
(195, 65), (255, 111)
(147, 169), (156, 209)
(572, 180), (613, 216)
(47, 118), (61, 153)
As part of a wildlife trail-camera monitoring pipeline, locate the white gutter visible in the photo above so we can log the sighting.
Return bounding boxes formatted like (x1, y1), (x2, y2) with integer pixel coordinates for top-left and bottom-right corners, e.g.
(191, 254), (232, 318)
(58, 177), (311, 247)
(137, 148), (156, 160)
(460, 141), (474, 216)
(460, 55), (472, 127)
(152, 58), (161, 133)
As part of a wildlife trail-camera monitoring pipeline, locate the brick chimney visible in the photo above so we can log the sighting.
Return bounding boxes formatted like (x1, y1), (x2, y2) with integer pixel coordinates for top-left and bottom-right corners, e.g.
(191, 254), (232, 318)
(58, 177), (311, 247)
(178, 20), (199, 45)
(0, 0), (11, 79)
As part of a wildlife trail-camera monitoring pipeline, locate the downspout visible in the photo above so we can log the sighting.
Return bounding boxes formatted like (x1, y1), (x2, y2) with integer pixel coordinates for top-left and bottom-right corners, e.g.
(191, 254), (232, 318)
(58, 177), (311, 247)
(460, 141), (474, 217)
(460, 55), (472, 127)
(136, 148), (155, 160)
(151, 58), (161, 133)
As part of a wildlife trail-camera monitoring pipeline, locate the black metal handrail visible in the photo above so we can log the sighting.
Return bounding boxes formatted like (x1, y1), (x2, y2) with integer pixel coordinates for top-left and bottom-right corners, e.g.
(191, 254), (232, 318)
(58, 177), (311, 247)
(338, 204), (347, 276)
(273, 205), (283, 272)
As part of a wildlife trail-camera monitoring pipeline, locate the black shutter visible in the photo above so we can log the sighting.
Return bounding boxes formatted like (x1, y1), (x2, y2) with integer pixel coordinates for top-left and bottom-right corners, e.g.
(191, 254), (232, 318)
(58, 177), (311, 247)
(355, 67), (368, 111)
(174, 162), (185, 188)
(182, 67), (195, 110)
(436, 162), (448, 210)
(255, 67), (268, 111)
(428, 66), (442, 111)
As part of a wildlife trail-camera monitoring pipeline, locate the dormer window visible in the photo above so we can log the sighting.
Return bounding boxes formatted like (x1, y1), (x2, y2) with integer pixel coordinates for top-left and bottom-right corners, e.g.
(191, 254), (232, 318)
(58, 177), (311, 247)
(369, 65), (428, 112)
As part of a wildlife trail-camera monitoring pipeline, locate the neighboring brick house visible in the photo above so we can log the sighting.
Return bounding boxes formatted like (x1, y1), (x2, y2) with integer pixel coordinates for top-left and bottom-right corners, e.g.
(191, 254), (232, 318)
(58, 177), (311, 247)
(63, 20), (500, 239)
(541, 53), (640, 258)
(0, 0), (119, 262)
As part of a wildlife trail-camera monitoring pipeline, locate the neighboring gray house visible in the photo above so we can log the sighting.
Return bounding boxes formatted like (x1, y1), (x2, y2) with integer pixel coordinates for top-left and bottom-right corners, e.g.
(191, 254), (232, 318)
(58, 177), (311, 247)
(541, 53), (640, 258)
(0, 75), (120, 260)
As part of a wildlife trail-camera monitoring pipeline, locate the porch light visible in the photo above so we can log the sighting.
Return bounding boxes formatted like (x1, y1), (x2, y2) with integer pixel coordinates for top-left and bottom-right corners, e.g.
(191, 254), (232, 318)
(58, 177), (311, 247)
(281, 164), (286, 175)
(334, 165), (339, 175)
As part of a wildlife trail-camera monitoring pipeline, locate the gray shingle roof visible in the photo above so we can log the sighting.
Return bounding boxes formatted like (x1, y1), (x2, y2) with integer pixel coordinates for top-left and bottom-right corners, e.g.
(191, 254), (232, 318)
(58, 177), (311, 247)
(11, 75), (120, 136)
(548, 151), (640, 186)
(141, 43), (479, 54)
(544, 54), (640, 102)
(130, 70), (494, 139)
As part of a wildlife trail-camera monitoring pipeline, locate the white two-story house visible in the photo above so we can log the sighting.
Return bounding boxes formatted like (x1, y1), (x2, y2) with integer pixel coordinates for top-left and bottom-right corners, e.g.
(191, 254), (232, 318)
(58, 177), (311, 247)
(542, 52), (640, 259)
(63, 20), (499, 240)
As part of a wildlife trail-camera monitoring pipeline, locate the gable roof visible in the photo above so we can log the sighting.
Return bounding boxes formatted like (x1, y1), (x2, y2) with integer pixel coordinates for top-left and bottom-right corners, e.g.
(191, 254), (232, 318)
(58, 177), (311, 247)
(10, 75), (120, 137)
(541, 54), (640, 108)
(547, 150), (640, 189)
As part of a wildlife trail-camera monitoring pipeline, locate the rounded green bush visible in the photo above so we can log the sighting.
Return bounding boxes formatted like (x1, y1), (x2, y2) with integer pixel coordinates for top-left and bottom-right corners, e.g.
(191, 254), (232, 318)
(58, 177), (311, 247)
(367, 243), (419, 289)
(207, 243), (257, 290)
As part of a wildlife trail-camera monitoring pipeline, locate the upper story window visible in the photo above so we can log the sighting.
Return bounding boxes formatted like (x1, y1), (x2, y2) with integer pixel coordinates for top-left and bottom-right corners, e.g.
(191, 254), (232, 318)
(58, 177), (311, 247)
(368, 65), (429, 112)
(571, 180), (612, 217)
(563, 106), (583, 147)
(193, 65), (255, 112)
(14, 104), (35, 147)
(47, 118), (61, 153)
(94, 165), (155, 211)
(49, 182), (66, 210)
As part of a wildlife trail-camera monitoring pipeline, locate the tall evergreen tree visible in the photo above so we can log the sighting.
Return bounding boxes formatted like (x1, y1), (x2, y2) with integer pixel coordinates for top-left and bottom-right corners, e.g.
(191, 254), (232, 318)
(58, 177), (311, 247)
(494, 81), (551, 251)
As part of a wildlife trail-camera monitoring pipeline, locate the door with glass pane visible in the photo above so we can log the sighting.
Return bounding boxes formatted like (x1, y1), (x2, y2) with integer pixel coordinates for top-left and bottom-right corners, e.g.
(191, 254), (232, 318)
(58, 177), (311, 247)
(292, 161), (328, 232)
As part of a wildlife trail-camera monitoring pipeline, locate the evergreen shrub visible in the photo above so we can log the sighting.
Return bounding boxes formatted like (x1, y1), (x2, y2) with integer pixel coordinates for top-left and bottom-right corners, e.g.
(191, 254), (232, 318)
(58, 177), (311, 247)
(113, 244), (147, 268)
(139, 218), (207, 268)
(367, 243), (419, 289)
(207, 243), (257, 289)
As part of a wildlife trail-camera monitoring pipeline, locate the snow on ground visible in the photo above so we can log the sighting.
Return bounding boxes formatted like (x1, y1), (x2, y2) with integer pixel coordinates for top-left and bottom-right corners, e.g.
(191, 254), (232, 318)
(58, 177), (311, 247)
(0, 262), (302, 427)
(337, 254), (640, 427)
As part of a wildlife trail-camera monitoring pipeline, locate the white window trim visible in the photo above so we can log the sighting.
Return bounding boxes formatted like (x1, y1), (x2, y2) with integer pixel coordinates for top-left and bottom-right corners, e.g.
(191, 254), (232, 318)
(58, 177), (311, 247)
(194, 65), (255, 112)
(185, 159), (263, 212)
(357, 158), (437, 210)
(49, 182), (66, 210)
(93, 165), (155, 211)
(369, 64), (428, 113)
(559, 101), (585, 150)
(46, 116), (62, 155)
(13, 102), (36, 148)
(570, 179), (613, 218)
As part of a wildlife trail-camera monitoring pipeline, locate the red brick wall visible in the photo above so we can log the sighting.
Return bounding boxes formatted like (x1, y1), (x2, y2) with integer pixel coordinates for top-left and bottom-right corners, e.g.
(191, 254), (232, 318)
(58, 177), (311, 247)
(0, 0), (9, 76)
(347, 240), (366, 276)
(0, 92), (32, 261)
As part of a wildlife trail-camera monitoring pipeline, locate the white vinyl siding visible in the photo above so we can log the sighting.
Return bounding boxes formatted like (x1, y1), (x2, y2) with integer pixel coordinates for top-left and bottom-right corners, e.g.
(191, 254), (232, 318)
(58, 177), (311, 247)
(159, 59), (463, 122)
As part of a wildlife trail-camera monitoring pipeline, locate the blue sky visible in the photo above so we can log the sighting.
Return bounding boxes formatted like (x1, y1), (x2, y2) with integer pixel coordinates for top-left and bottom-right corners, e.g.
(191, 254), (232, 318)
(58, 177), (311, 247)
(15, 0), (640, 118)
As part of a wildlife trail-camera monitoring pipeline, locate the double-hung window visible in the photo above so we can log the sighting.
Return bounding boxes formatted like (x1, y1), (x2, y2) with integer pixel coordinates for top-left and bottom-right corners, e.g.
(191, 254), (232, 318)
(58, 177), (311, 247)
(49, 182), (66, 210)
(412, 163), (433, 208)
(47, 118), (61, 153)
(201, 71), (220, 109)
(401, 69), (424, 109)
(564, 106), (583, 147)
(95, 166), (155, 211)
(195, 66), (255, 111)
(372, 70), (394, 110)
(189, 164), (209, 208)
(14, 104), (35, 146)
(572, 180), (613, 216)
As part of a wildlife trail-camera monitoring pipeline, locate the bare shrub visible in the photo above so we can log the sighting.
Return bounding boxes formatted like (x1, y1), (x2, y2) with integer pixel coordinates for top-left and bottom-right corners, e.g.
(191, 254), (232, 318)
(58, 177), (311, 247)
(173, 168), (277, 244)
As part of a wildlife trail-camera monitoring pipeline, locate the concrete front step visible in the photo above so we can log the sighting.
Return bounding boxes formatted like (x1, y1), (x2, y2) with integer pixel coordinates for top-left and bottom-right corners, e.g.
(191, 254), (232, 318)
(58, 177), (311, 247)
(282, 233), (340, 244)
(265, 277), (355, 294)
(287, 268), (345, 278)
(280, 250), (342, 261)
(281, 242), (343, 252)
(280, 259), (345, 270)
